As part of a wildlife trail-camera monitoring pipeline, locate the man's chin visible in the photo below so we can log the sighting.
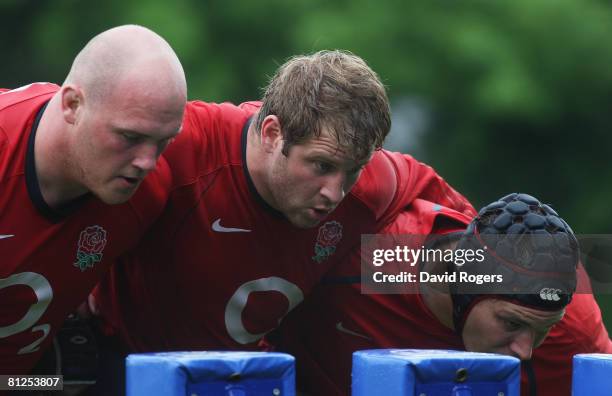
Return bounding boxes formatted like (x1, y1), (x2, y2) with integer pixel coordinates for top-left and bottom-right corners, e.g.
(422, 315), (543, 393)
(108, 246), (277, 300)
(95, 188), (137, 205)
(287, 213), (324, 229)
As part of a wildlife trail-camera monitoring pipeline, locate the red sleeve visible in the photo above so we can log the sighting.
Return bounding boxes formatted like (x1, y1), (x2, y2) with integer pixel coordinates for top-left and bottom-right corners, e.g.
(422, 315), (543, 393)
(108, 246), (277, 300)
(163, 100), (259, 188)
(383, 151), (476, 222)
(352, 151), (476, 229)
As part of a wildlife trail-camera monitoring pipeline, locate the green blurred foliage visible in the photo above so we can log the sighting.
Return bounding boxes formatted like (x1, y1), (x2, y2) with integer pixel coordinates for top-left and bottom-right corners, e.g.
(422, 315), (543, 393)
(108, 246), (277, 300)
(2, 0), (612, 330)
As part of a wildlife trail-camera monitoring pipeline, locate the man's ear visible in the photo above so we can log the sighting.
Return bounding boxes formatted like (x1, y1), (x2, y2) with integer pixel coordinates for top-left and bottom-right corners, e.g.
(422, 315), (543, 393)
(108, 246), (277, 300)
(260, 115), (283, 153)
(60, 85), (83, 125)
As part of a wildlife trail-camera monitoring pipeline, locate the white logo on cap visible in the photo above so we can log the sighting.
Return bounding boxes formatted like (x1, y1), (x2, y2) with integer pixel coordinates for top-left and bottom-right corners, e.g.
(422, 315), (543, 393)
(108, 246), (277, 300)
(539, 288), (562, 301)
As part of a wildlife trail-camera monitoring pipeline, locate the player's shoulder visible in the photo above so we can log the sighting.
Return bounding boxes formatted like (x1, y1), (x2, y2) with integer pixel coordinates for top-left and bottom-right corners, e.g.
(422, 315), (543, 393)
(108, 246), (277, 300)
(179, 100), (259, 150)
(184, 100), (260, 131)
(385, 199), (472, 235)
(350, 149), (474, 227)
(545, 292), (612, 353)
(0, 83), (58, 146)
(238, 101), (262, 114)
(163, 100), (260, 187)
(348, 150), (442, 218)
(0, 83), (58, 180)
(349, 150), (400, 219)
(0, 83), (58, 111)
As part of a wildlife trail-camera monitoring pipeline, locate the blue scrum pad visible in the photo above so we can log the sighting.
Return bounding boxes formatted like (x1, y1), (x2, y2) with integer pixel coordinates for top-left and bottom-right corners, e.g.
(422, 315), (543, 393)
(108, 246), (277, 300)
(352, 349), (520, 396)
(573, 353), (612, 396)
(126, 351), (295, 396)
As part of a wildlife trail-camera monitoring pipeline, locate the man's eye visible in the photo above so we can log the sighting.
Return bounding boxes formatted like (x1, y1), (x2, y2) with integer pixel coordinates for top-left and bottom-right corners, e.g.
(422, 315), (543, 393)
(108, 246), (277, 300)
(121, 132), (141, 143)
(503, 319), (522, 331)
(315, 161), (333, 174)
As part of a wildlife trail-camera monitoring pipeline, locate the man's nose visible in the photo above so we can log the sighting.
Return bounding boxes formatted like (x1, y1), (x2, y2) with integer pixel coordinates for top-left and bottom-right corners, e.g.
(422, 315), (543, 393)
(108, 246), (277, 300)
(320, 172), (346, 205)
(509, 329), (536, 360)
(132, 143), (159, 173)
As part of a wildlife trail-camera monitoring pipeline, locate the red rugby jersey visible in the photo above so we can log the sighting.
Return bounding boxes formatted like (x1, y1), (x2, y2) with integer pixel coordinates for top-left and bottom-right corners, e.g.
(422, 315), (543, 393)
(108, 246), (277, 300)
(0, 83), (171, 373)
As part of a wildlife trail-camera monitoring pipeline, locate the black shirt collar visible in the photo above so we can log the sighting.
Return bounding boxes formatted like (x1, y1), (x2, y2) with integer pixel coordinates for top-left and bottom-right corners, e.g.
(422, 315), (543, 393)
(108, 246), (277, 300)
(25, 102), (91, 223)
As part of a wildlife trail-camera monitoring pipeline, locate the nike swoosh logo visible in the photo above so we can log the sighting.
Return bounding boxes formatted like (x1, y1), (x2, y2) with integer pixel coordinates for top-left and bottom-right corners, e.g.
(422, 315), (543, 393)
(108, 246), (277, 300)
(336, 322), (371, 340)
(212, 219), (251, 233)
(0, 234), (15, 240)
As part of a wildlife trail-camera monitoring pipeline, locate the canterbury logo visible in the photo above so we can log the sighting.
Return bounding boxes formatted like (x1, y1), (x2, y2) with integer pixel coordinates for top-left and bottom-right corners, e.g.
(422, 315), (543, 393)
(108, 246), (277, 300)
(539, 288), (562, 301)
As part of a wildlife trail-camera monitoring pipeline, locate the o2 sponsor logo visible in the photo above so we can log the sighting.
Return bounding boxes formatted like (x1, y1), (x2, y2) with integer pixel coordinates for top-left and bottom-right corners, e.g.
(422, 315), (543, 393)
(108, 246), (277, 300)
(225, 277), (303, 344)
(0, 272), (53, 354)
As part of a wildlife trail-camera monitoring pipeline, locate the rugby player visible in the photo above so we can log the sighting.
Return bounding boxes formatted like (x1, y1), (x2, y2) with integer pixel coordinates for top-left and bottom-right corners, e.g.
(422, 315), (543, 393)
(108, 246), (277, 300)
(277, 193), (612, 396)
(0, 25), (186, 373)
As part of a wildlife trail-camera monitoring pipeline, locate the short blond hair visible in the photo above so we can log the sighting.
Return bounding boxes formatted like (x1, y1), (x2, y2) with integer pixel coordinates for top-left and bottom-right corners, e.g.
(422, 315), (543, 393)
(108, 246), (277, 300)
(255, 50), (391, 162)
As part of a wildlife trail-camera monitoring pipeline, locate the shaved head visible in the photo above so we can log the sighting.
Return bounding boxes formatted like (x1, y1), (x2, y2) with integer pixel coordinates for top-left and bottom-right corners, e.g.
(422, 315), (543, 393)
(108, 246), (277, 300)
(64, 24), (186, 107)
(36, 25), (187, 207)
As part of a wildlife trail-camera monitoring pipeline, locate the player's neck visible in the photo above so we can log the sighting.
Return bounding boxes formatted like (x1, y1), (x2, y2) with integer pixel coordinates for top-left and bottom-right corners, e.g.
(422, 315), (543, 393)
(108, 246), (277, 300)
(245, 122), (278, 209)
(34, 94), (88, 209)
(419, 257), (455, 330)
(421, 283), (455, 330)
